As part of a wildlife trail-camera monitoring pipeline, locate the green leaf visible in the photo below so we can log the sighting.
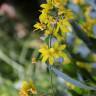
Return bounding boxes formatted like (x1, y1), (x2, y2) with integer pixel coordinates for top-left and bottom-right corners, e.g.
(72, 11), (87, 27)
(51, 67), (96, 90)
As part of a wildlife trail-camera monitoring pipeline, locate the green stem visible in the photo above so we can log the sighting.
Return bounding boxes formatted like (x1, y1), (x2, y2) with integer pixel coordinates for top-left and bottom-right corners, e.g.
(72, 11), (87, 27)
(48, 35), (55, 96)
(48, 35), (51, 48)
(50, 66), (55, 96)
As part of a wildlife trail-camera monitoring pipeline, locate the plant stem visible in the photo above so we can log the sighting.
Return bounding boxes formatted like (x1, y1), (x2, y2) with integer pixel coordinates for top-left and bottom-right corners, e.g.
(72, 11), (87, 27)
(48, 35), (55, 96)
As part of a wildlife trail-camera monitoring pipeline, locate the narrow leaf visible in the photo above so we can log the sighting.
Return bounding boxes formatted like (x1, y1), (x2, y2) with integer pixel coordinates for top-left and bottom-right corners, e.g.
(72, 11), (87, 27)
(51, 67), (96, 90)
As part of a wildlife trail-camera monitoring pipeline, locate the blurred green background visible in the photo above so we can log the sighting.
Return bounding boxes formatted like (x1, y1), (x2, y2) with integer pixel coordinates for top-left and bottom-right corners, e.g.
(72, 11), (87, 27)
(0, 0), (96, 96)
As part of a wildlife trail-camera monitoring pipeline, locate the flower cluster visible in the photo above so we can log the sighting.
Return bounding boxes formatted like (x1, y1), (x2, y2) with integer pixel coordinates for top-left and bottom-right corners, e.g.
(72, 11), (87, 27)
(73, 0), (96, 38)
(19, 81), (37, 96)
(34, 0), (74, 65)
(39, 42), (66, 64)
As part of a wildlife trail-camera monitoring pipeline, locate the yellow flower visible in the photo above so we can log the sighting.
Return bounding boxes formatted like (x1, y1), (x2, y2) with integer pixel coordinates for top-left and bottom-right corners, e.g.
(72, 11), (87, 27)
(53, 42), (66, 57)
(39, 2), (53, 24)
(40, 3), (53, 12)
(49, 18), (72, 41)
(59, 19), (72, 33)
(39, 42), (66, 65)
(44, 19), (56, 36)
(34, 22), (46, 30)
(58, 6), (74, 18)
(64, 9), (74, 19)
(53, 0), (68, 8)
(81, 19), (96, 37)
(19, 81), (37, 96)
(45, 30), (53, 36)
(39, 45), (55, 64)
(53, 0), (62, 7)
(39, 13), (48, 24)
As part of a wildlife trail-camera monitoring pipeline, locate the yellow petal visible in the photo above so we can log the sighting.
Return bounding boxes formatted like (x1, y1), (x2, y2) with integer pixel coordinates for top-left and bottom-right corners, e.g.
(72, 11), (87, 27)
(39, 13), (48, 23)
(59, 45), (66, 50)
(42, 55), (49, 63)
(39, 45), (48, 53)
(19, 90), (28, 96)
(22, 81), (29, 91)
(40, 4), (52, 9)
(53, 42), (59, 48)
(49, 57), (54, 65)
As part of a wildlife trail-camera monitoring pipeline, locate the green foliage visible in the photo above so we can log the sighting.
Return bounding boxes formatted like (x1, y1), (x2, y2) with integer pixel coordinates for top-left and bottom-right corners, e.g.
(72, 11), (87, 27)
(0, 0), (96, 96)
